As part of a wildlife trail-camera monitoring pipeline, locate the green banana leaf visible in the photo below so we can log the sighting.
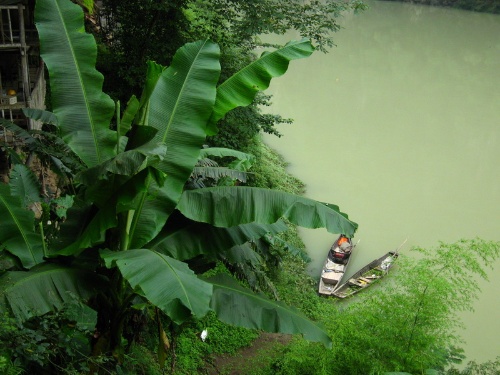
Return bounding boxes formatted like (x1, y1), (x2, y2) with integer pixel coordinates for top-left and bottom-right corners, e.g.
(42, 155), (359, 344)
(76, 143), (167, 186)
(264, 235), (311, 262)
(119, 95), (140, 139)
(101, 249), (212, 324)
(198, 147), (255, 163)
(206, 39), (314, 134)
(0, 264), (104, 321)
(205, 274), (332, 348)
(150, 219), (288, 261)
(197, 147), (256, 176)
(22, 108), (59, 126)
(128, 40), (221, 249)
(0, 184), (44, 269)
(54, 166), (166, 256)
(0, 120), (82, 177)
(0, 119), (39, 148)
(62, 301), (97, 331)
(9, 164), (42, 208)
(55, 201), (117, 256)
(135, 61), (165, 126)
(191, 166), (247, 183)
(177, 186), (358, 237)
(35, 0), (116, 167)
(223, 243), (264, 266)
(148, 39), (220, 194)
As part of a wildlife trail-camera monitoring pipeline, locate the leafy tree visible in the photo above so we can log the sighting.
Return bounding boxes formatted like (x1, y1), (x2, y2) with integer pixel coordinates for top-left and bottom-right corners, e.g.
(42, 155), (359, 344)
(446, 356), (500, 374)
(185, 0), (366, 53)
(96, 0), (190, 100)
(270, 239), (500, 375)
(382, 0), (500, 14)
(0, 0), (358, 369)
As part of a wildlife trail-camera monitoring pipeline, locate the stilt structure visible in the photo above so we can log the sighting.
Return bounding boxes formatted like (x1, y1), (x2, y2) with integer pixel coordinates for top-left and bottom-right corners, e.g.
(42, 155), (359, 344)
(0, 0), (45, 131)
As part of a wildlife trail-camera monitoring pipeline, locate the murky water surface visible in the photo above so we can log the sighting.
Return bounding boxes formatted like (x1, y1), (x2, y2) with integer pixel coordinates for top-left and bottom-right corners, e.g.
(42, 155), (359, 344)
(263, 0), (500, 363)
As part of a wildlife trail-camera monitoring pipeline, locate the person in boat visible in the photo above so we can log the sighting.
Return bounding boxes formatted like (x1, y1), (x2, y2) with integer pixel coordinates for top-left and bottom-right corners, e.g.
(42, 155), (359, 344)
(331, 236), (353, 265)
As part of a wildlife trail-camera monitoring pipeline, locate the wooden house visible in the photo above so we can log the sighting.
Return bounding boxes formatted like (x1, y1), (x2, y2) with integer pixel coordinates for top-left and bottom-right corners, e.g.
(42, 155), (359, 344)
(0, 0), (45, 132)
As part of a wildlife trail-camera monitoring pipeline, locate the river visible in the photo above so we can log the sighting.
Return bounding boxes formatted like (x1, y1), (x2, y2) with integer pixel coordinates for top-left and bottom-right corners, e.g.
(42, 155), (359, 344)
(262, 0), (500, 364)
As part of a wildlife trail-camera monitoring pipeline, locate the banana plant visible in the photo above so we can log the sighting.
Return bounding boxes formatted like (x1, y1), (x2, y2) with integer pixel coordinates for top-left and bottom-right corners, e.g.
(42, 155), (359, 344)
(0, 0), (358, 360)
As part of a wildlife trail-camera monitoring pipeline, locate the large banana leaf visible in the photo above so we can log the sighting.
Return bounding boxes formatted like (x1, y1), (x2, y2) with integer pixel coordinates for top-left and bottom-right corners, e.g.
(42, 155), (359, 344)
(206, 39), (314, 134)
(126, 179), (172, 250)
(128, 40), (221, 249)
(0, 264), (104, 321)
(135, 61), (165, 126)
(76, 143), (167, 186)
(177, 186), (358, 237)
(101, 249), (212, 324)
(55, 203), (116, 256)
(198, 147), (255, 163)
(35, 0), (116, 167)
(55, 166), (165, 256)
(0, 184), (44, 269)
(195, 147), (256, 181)
(205, 274), (332, 348)
(150, 219), (288, 261)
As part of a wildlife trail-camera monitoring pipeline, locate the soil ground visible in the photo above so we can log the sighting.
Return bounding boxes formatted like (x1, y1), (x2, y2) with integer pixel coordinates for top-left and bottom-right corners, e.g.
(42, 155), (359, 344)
(206, 333), (292, 375)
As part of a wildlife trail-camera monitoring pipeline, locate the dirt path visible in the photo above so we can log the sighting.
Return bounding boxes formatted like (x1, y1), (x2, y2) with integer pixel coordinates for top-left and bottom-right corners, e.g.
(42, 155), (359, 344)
(206, 332), (292, 374)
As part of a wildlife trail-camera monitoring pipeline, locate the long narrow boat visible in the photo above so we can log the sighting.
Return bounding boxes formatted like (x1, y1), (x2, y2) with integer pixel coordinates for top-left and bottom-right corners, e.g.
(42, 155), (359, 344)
(318, 234), (356, 296)
(331, 245), (403, 299)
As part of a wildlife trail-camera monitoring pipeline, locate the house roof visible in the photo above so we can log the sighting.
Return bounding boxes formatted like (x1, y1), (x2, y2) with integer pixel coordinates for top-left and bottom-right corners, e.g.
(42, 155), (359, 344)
(0, 0), (28, 5)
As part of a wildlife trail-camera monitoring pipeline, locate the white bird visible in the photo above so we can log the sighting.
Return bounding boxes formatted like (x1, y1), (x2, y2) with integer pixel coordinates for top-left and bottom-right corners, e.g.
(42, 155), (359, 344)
(200, 329), (208, 342)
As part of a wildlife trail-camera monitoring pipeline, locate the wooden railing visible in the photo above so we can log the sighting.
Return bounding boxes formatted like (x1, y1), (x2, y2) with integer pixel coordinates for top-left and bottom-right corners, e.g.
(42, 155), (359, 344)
(0, 5), (23, 48)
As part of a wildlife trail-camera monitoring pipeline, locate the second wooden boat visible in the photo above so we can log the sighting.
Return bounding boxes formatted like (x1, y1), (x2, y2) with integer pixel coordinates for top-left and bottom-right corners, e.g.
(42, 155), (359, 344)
(332, 249), (400, 299)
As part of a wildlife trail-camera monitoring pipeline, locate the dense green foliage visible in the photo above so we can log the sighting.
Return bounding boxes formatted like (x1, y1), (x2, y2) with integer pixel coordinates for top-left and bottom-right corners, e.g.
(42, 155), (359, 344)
(95, 0), (366, 150)
(381, 0), (500, 14)
(0, 0), (359, 372)
(259, 239), (500, 375)
(2, 0), (499, 373)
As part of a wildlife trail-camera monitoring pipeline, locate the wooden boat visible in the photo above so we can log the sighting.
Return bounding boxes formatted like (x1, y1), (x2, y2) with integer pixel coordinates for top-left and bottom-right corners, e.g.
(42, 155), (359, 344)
(331, 249), (400, 299)
(318, 234), (356, 296)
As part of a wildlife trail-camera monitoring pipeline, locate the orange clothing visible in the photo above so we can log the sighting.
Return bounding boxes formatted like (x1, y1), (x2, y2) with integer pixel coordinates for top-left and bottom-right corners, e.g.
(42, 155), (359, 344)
(338, 237), (348, 246)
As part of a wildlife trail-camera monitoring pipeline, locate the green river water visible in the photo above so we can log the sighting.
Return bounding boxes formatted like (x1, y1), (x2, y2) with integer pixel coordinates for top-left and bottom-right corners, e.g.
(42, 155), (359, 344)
(263, 0), (500, 364)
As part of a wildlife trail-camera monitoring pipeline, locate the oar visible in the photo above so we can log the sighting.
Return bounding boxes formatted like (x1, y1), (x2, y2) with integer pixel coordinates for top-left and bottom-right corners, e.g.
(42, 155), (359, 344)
(393, 238), (408, 257)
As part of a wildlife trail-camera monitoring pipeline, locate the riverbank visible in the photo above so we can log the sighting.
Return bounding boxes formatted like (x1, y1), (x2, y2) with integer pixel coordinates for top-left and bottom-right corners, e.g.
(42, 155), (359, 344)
(379, 0), (500, 13)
